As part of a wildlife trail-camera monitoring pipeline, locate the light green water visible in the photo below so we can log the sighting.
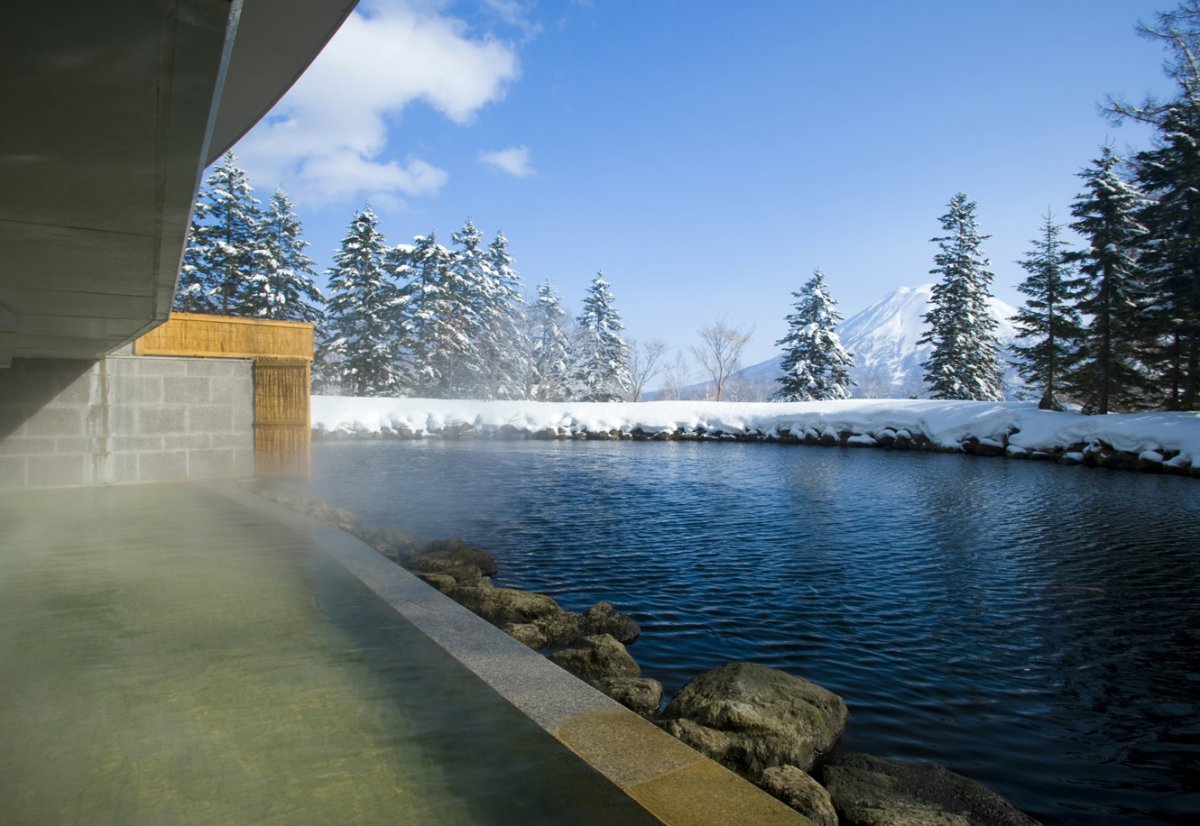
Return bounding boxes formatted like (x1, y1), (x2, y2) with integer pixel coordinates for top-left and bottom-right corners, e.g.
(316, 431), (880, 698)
(0, 484), (655, 825)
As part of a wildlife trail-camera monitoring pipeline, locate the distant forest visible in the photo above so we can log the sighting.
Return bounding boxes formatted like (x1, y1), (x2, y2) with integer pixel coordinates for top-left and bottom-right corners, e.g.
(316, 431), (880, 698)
(176, 2), (1200, 414)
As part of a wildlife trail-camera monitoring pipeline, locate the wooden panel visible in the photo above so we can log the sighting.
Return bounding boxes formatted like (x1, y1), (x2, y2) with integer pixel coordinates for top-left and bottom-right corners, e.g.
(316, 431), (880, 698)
(254, 358), (311, 479)
(134, 312), (313, 360)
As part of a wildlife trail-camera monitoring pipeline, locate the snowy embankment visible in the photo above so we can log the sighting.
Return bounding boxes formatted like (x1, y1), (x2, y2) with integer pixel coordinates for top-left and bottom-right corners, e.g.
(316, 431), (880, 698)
(312, 396), (1200, 476)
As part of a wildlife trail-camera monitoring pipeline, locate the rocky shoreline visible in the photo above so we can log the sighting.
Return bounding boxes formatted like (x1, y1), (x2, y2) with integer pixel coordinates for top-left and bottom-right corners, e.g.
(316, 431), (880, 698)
(314, 421), (1200, 480)
(252, 482), (1044, 825)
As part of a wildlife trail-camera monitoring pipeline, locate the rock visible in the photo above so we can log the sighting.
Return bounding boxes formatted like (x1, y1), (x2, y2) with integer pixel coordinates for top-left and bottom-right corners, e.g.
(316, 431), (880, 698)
(596, 676), (664, 718)
(584, 601), (641, 643)
(818, 753), (1041, 826)
(660, 718), (734, 758)
(358, 526), (421, 561)
(759, 765), (838, 826)
(503, 623), (548, 649)
(548, 634), (640, 683)
(447, 586), (564, 626)
(534, 610), (587, 647)
(407, 538), (498, 576)
(660, 662), (848, 774)
(416, 572), (458, 593)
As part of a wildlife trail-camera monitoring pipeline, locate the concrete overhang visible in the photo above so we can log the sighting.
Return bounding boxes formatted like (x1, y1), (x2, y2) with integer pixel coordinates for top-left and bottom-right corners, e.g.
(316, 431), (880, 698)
(0, 0), (355, 367)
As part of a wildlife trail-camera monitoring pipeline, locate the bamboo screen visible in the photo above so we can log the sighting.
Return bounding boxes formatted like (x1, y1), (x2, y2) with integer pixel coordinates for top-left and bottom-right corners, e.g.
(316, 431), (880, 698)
(254, 358), (311, 479)
(134, 313), (313, 479)
(133, 313), (313, 360)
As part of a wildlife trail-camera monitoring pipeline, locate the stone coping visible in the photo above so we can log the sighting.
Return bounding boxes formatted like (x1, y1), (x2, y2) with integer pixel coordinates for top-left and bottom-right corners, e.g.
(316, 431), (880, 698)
(219, 485), (812, 826)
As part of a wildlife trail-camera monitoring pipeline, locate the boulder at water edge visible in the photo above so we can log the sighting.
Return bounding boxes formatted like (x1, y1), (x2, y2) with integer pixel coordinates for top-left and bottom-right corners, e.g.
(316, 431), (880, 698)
(448, 586), (563, 626)
(549, 633), (641, 682)
(406, 539), (498, 577)
(659, 662), (848, 775)
(817, 753), (1041, 826)
(583, 601), (641, 643)
(759, 765), (838, 826)
(549, 634), (664, 717)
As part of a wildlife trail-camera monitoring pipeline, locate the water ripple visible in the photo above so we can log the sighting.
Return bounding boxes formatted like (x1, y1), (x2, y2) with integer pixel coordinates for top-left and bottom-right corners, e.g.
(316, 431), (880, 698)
(312, 440), (1200, 826)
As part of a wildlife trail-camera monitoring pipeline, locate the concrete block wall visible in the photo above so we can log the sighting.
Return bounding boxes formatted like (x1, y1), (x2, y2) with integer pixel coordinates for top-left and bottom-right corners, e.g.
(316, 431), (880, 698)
(0, 354), (254, 489)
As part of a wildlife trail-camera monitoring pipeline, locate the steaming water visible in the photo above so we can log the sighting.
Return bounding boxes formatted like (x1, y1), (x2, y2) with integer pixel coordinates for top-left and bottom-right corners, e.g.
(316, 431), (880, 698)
(0, 484), (656, 825)
(312, 439), (1200, 826)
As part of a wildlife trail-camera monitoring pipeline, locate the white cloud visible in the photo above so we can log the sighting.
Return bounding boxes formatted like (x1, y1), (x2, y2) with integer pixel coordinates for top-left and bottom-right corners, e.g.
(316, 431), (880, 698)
(479, 145), (534, 177)
(233, 0), (519, 206)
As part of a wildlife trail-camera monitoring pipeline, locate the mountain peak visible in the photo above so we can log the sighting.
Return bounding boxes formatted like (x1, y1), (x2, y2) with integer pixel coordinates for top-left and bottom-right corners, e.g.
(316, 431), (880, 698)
(708, 284), (1020, 400)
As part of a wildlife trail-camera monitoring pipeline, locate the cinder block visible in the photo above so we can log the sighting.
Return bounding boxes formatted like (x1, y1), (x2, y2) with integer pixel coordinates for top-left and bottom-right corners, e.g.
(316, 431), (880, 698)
(210, 377), (252, 406)
(0, 456), (27, 489)
(139, 406), (188, 434)
(54, 436), (90, 453)
(106, 405), (139, 436)
(165, 433), (210, 451)
(209, 431), (252, 451)
(51, 372), (94, 405)
(187, 405), (232, 433)
(109, 375), (163, 404)
(187, 448), (236, 480)
(188, 358), (251, 378)
(22, 407), (86, 438)
(132, 358), (189, 377)
(162, 376), (211, 405)
(112, 434), (163, 452)
(27, 454), (87, 487)
(137, 450), (189, 482)
(108, 452), (139, 483)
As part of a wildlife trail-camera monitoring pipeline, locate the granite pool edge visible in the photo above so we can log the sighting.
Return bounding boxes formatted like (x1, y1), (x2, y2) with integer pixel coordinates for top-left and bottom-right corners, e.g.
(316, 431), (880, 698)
(216, 484), (812, 826)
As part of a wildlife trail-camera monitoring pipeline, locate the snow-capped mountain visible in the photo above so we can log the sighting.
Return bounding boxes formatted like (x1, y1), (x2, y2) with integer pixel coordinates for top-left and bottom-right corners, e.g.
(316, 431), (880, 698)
(680, 284), (1022, 400)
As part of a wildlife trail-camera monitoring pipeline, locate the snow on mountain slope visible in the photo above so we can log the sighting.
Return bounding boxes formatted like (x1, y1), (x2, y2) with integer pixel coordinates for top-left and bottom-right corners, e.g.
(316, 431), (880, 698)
(719, 284), (1021, 400)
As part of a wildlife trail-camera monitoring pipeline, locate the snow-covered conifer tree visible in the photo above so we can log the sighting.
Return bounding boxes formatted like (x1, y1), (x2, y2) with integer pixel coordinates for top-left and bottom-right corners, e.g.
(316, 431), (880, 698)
(528, 280), (573, 401)
(247, 188), (324, 323)
(1066, 146), (1150, 414)
(482, 231), (529, 399)
(773, 268), (854, 401)
(571, 272), (631, 402)
(322, 209), (404, 397)
(1105, 2), (1200, 408)
(173, 152), (264, 315)
(1010, 214), (1085, 410)
(395, 231), (461, 397)
(919, 193), (1004, 400)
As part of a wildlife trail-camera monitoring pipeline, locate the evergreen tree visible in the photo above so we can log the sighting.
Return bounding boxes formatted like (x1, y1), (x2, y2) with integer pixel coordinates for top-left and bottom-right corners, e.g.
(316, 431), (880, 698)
(482, 231), (529, 399)
(1010, 214), (1085, 410)
(248, 188), (325, 323)
(773, 268), (855, 401)
(394, 231), (460, 397)
(528, 280), (573, 401)
(1136, 106), (1200, 408)
(571, 272), (631, 402)
(1066, 146), (1150, 414)
(1106, 2), (1200, 408)
(173, 152), (264, 315)
(322, 209), (404, 396)
(919, 193), (1004, 400)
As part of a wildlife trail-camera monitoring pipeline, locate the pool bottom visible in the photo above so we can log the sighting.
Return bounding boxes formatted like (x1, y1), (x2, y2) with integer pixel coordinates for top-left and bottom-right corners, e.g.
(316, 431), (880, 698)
(0, 484), (657, 826)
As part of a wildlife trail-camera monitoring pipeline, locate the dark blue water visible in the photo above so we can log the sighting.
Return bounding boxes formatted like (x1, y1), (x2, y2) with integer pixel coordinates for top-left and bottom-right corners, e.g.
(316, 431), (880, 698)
(311, 440), (1200, 825)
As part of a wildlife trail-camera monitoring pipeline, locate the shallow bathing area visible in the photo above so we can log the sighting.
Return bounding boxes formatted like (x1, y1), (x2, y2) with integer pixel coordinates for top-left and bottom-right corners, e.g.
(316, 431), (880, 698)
(0, 484), (665, 825)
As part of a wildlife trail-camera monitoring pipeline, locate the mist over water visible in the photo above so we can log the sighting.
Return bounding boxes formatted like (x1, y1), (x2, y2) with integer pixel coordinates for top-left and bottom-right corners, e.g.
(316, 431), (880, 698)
(312, 440), (1200, 826)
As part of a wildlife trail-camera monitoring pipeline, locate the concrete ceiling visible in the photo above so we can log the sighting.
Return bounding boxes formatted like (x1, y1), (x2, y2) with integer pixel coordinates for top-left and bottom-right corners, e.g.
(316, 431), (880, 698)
(0, 0), (356, 366)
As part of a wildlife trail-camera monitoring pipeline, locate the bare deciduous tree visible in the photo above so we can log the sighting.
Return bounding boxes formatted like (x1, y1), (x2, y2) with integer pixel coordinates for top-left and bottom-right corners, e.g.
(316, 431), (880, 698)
(656, 351), (692, 400)
(626, 338), (670, 401)
(690, 319), (753, 401)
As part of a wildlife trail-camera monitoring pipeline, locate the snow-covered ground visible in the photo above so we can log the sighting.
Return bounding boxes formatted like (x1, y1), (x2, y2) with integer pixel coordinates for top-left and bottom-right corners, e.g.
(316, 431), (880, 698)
(313, 396), (1200, 473)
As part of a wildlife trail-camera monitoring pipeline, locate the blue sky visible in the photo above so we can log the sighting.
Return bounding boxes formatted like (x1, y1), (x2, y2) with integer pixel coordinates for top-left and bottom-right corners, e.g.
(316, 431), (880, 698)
(232, 0), (1174, 369)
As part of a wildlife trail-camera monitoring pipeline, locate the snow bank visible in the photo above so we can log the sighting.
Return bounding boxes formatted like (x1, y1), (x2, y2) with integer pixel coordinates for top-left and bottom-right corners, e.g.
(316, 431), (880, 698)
(312, 396), (1200, 474)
